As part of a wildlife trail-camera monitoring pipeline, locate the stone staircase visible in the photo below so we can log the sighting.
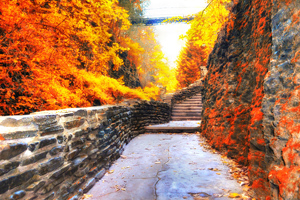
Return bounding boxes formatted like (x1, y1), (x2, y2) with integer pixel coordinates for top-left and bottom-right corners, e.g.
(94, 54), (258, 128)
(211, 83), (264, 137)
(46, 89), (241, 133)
(145, 93), (202, 133)
(171, 94), (202, 121)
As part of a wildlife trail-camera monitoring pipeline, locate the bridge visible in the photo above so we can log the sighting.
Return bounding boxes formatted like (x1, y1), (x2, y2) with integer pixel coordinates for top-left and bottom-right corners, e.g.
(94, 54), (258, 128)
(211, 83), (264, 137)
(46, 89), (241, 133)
(130, 15), (195, 25)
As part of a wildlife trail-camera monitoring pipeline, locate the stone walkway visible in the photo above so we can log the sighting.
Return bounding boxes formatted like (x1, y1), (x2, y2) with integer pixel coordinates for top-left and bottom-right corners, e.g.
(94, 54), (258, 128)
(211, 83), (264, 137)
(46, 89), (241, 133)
(145, 121), (201, 133)
(84, 134), (245, 200)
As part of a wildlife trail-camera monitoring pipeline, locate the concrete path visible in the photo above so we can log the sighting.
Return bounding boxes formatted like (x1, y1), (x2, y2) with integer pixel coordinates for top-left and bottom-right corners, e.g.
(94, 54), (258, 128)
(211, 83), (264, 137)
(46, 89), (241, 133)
(84, 134), (246, 200)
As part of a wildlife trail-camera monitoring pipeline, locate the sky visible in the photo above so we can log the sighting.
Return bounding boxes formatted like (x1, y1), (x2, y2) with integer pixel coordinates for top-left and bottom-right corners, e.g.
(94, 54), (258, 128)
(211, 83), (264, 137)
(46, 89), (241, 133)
(144, 0), (207, 68)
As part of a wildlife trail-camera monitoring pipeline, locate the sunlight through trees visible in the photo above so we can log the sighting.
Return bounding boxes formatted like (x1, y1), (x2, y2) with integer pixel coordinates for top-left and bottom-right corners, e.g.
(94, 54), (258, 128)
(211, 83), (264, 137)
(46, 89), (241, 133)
(0, 0), (177, 115)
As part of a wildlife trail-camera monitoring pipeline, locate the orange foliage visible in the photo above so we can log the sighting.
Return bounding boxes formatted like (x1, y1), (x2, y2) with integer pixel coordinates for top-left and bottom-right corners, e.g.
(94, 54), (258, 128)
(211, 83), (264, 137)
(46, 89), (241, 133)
(176, 0), (231, 88)
(0, 0), (160, 115)
(176, 42), (206, 88)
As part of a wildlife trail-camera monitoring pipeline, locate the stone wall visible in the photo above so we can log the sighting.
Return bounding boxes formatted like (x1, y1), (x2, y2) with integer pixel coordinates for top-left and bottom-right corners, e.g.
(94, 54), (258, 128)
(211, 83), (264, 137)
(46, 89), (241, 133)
(262, 0), (300, 199)
(200, 0), (299, 199)
(0, 100), (170, 200)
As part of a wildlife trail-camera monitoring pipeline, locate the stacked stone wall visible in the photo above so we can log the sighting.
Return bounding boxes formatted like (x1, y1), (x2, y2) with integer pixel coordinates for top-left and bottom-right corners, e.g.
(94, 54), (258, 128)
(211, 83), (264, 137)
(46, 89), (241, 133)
(0, 100), (170, 200)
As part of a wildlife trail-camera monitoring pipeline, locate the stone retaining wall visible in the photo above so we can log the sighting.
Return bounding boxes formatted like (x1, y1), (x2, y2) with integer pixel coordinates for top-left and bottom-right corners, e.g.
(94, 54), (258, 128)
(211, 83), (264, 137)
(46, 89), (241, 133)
(0, 100), (170, 200)
(200, 0), (300, 199)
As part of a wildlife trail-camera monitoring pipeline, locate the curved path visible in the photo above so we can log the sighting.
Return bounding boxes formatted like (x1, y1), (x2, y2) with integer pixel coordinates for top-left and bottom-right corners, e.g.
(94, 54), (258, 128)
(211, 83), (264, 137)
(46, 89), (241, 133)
(84, 133), (246, 200)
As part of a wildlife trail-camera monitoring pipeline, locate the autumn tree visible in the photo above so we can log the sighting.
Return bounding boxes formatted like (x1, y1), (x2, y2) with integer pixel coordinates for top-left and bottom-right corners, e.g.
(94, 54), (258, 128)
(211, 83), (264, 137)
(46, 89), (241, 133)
(176, 0), (231, 88)
(0, 0), (159, 115)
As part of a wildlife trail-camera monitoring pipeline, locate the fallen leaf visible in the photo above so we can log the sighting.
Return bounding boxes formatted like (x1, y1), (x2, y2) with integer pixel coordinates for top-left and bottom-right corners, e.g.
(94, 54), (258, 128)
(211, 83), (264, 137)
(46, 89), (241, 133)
(114, 185), (120, 191)
(120, 155), (127, 159)
(121, 188), (126, 191)
(82, 194), (93, 199)
(108, 170), (114, 174)
(228, 193), (241, 198)
(216, 173), (221, 175)
(155, 162), (161, 164)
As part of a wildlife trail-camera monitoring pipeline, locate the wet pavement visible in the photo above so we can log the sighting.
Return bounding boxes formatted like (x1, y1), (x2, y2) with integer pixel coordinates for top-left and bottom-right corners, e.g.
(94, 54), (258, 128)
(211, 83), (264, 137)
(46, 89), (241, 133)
(84, 134), (245, 200)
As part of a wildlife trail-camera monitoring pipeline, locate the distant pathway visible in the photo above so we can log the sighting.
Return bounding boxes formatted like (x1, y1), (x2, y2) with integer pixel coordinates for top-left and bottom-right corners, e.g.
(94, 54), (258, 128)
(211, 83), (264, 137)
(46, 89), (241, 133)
(85, 134), (245, 200)
(145, 93), (203, 133)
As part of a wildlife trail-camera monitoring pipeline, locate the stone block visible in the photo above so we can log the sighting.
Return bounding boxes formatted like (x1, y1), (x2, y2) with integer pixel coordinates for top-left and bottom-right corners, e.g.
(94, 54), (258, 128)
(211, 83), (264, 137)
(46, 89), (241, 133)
(40, 125), (64, 136)
(0, 161), (20, 176)
(26, 180), (46, 192)
(74, 109), (88, 118)
(72, 155), (88, 168)
(0, 143), (27, 160)
(49, 146), (64, 156)
(21, 151), (48, 166)
(0, 116), (33, 127)
(50, 163), (71, 179)
(39, 137), (57, 149)
(95, 168), (106, 180)
(82, 178), (96, 193)
(38, 157), (64, 175)
(0, 169), (37, 194)
(64, 118), (86, 130)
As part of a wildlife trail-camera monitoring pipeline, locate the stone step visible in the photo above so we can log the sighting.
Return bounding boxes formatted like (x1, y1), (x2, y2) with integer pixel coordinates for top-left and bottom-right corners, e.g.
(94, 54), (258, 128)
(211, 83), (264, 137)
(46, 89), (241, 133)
(172, 110), (202, 113)
(144, 121), (201, 133)
(171, 116), (202, 120)
(174, 103), (203, 106)
(186, 97), (202, 100)
(172, 113), (202, 116)
(174, 103), (203, 108)
(172, 108), (202, 112)
(173, 105), (203, 109)
(179, 101), (202, 104)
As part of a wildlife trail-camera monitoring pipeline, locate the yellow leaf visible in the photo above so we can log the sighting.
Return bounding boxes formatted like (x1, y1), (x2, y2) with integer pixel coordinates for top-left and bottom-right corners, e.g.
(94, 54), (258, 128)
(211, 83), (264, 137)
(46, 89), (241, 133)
(108, 170), (114, 174)
(228, 193), (241, 198)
